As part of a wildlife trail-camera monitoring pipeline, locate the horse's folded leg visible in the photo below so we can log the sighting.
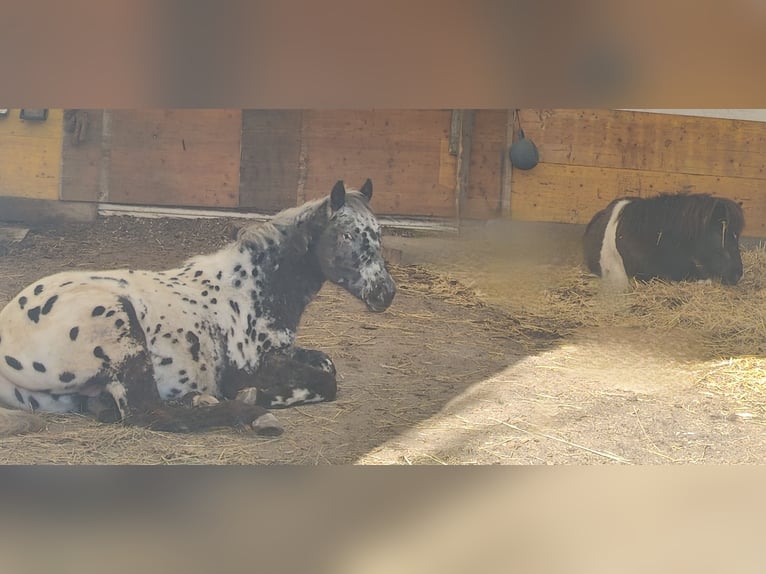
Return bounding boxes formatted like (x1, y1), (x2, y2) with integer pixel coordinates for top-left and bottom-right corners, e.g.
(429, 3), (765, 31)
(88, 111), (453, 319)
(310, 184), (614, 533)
(179, 391), (220, 407)
(125, 401), (283, 435)
(235, 387), (259, 405)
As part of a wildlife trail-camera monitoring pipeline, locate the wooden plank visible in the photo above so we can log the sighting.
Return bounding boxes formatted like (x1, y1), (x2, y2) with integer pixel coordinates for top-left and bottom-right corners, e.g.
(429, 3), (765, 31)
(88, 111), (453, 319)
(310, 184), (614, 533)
(60, 109), (103, 202)
(519, 109), (766, 180)
(301, 110), (455, 217)
(454, 110), (475, 227)
(500, 110), (514, 217)
(0, 196), (96, 224)
(0, 109), (63, 200)
(108, 110), (241, 207)
(239, 110), (302, 212)
(511, 162), (766, 237)
(463, 109), (507, 219)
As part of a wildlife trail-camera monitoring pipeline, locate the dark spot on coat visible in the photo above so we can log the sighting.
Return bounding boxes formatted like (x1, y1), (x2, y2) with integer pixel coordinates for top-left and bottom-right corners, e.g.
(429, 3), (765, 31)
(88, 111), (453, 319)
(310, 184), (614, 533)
(106, 310), (116, 318)
(93, 346), (111, 362)
(34, 284), (44, 295)
(29, 396), (39, 410)
(18, 296), (27, 309)
(185, 331), (200, 362)
(5, 356), (22, 370)
(154, 323), (162, 334)
(194, 270), (203, 277)
(59, 371), (76, 383)
(201, 290), (208, 297)
(41, 295), (59, 315)
(32, 362), (46, 373)
(70, 326), (79, 341)
(92, 305), (106, 317)
(115, 319), (125, 329)
(216, 271), (223, 280)
(163, 333), (172, 338)
(60, 281), (73, 287)
(234, 264), (242, 272)
(257, 332), (267, 342)
(14, 389), (23, 404)
(27, 306), (41, 323)
(179, 377), (189, 384)
(160, 357), (173, 365)
(210, 298), (217, 304)
(234, 280), (242, 288)
(229, 300), (240, 315)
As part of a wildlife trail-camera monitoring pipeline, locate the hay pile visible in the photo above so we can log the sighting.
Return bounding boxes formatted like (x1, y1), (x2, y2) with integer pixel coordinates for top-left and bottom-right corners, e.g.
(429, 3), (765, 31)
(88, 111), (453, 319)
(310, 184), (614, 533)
(398, 246), (766, 415)
(542, 248), (766, 357)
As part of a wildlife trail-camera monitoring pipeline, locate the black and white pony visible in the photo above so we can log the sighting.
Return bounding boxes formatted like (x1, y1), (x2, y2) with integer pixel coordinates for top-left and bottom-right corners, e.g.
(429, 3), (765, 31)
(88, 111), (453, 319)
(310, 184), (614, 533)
(583, 193), (744, 290)
(0, 179), (396, 436)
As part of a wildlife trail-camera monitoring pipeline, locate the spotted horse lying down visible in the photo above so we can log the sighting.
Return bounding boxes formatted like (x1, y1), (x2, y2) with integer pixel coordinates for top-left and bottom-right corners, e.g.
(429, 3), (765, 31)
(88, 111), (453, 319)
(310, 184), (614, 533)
(0, 179), (396, 436)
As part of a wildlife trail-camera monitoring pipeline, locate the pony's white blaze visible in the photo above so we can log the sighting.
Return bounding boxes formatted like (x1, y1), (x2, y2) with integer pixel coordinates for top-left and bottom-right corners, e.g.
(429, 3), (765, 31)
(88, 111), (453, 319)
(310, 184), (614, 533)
(599, 199), (631, 292)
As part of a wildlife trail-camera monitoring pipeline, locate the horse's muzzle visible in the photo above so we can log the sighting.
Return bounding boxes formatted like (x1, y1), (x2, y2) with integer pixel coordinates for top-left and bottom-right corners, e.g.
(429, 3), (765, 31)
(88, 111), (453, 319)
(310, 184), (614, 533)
(364, 276), (396, 312)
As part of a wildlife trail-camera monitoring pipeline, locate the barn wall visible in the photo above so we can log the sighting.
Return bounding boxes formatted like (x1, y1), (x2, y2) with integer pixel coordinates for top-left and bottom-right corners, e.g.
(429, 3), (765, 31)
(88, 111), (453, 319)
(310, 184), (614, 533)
(7, 108), (766, 236)
(0, 109), (63, 200)
(300, 110), (456, 217)
(511, 109), (766, 237)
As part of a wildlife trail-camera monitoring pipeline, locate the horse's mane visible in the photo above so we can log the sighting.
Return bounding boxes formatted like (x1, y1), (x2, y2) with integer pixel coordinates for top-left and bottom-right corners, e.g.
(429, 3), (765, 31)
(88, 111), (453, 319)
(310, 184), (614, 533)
(618, 193), (744, 241)
(237, 189), (370, 249)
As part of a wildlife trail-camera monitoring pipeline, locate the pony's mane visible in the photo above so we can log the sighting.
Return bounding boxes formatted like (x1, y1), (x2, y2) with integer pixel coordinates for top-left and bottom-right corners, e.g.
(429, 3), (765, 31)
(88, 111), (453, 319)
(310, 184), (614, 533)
(237, 188), (369, 248)
(618, 193), (744, 241)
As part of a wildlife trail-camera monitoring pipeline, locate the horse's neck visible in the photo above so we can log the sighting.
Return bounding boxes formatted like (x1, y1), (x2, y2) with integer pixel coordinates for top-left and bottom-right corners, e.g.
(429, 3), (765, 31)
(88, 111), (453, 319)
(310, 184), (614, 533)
(252, 231), (326, 332)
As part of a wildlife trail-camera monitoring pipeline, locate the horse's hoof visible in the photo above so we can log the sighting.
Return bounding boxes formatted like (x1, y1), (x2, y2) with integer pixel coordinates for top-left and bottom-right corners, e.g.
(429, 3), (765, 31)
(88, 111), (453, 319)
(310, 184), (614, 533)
(235, 387), (259, 405)
(252, 413), (283, 436)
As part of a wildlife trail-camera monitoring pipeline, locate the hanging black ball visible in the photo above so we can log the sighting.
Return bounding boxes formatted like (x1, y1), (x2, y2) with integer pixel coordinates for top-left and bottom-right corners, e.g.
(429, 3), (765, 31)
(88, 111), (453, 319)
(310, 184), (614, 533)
(509, 129), (539, 170)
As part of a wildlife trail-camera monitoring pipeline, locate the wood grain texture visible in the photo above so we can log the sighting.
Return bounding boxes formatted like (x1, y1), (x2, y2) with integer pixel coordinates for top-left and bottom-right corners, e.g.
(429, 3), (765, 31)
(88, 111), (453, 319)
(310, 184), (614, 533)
(301, 110), (455, 217)
(519, 109), (766, 179)
(239, 110), (302, 212)
(0, 109), (63, 200)
(511, 162), (766, 237)
(108, 110), (241, 207)
(463, 109), (507, 219)
(60, 110), (104, 202)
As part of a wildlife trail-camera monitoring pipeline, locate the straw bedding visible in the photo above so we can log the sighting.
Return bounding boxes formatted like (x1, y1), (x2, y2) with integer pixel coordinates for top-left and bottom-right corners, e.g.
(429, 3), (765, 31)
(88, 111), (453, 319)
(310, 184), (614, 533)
(399, 246), (766, 416)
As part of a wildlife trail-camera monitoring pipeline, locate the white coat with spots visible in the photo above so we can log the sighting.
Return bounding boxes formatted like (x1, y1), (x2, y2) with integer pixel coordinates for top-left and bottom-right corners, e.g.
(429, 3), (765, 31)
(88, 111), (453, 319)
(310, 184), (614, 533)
(0, 179), (396, 435)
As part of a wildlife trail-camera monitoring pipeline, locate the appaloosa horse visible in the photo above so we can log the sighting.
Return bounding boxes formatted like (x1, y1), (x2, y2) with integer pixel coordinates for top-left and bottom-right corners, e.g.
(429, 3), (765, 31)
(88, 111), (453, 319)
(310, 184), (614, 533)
(0, 179), (395, 436)
(583, 193), (744, 290)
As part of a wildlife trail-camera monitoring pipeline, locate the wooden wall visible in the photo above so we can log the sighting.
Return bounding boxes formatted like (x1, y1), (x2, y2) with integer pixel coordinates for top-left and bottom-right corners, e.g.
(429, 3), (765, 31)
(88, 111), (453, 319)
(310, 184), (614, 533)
(511, 109), (766, 236)
(7, 108), (766, 236)
(239, 110), (302, 213)
(0, 109), (63, 200)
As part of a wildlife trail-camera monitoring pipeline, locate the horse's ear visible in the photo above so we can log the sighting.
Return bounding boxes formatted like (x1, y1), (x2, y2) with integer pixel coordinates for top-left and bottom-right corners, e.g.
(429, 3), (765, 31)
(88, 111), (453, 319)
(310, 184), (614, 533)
(330, 180), (346, 212)
(359, 178), (373, 201)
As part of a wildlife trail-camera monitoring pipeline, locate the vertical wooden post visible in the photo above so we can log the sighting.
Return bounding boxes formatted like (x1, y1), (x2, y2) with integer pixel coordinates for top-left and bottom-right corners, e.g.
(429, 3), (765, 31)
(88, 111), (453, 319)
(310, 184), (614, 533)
(499, 108), (515, 218)
(454, 109), (475, 233)
(98, 110), (112, 203)
(296, 110), (308, 207)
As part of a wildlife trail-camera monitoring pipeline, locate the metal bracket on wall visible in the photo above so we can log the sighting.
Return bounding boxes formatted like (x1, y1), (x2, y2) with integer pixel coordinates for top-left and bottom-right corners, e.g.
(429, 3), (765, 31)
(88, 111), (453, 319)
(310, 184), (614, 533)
(20, 109), (48, 121)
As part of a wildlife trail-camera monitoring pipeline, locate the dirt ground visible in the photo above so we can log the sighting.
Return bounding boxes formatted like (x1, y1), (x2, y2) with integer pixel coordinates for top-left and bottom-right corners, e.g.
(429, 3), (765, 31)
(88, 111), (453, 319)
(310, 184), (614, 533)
(0, 216), (763, 464)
